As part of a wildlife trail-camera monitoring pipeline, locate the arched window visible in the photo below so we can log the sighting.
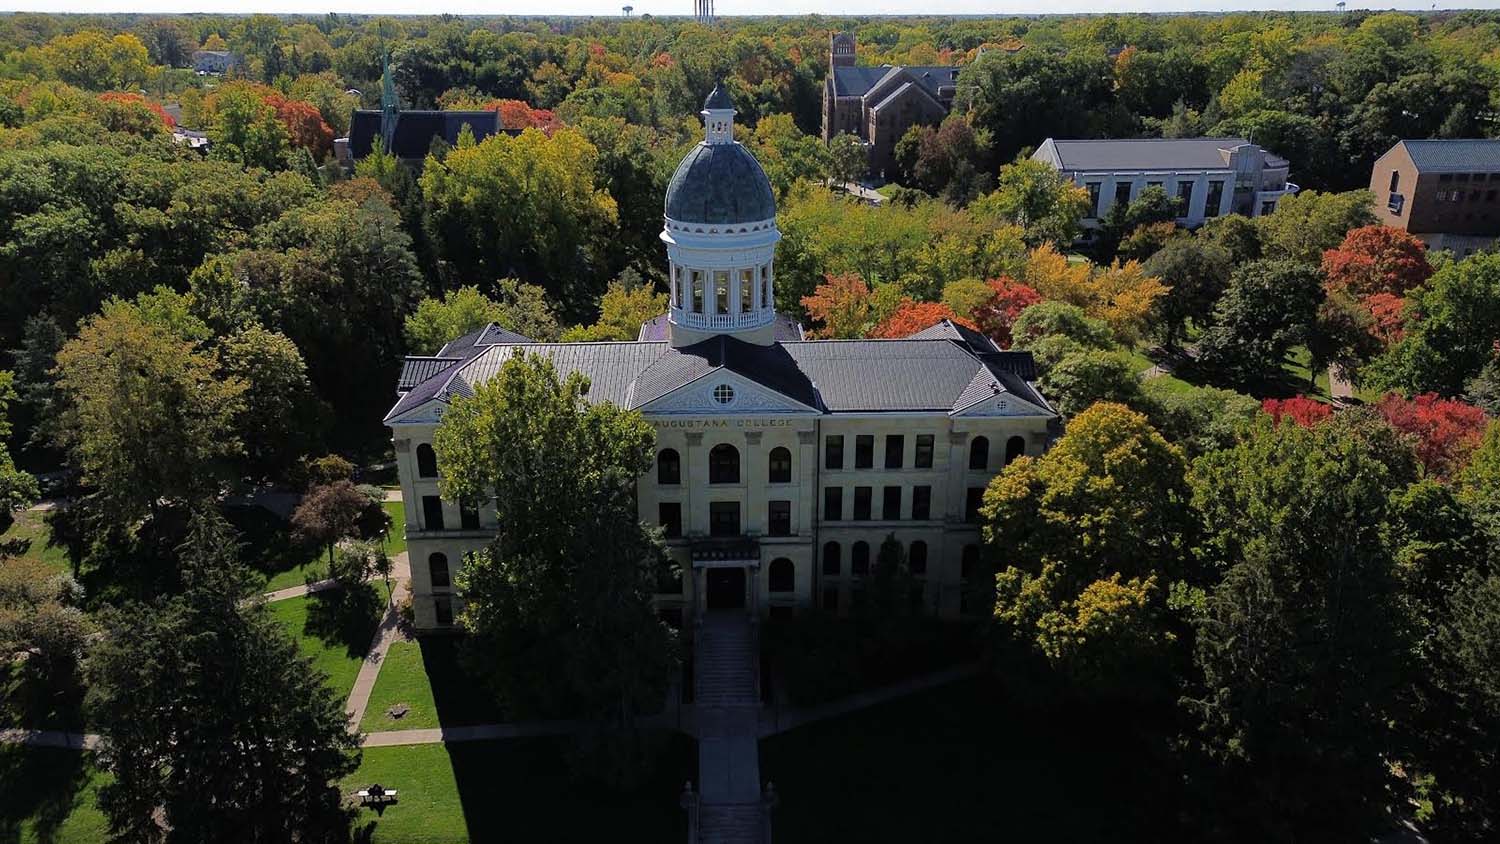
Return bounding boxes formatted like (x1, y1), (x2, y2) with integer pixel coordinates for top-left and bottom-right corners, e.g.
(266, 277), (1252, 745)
(658, 449), (680, 485)
(969, 436), (989, 471)
(709, 444), (740, 484)
(416, 443), (438, 478)
(768, 447), (792, 483)
(769, 558), (795, 593)
(852, 541), (870, 577)
(822, 542), (840, 576)
(1005, 436), (1026, 465)
(429, 552), (450, 588)
(909, 541), (928, 576)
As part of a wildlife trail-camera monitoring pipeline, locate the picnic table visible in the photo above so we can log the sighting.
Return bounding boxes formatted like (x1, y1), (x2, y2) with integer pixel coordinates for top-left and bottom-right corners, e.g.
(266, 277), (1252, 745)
(357, 784), (398, 806)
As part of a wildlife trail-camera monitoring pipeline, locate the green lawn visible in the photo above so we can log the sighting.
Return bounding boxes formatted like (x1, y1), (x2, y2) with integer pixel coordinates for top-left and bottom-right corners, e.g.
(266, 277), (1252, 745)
(0, 508), (72, 575)
(1126, 346), (1198, 396)
(0, 746), (110, 843)
(268, 583), (388, 698)
(1282, 346), (1332, 399)
(383, 500), (406, 558)
(227, 505), (328, 592)
(360, 638), (505, 733)
(344, 736), (691, 843)
(761, 676), (1183, 842)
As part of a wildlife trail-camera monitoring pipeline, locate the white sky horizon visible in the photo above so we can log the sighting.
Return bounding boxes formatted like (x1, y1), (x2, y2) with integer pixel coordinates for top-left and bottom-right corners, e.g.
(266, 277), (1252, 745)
(8, 1), (1500, 18)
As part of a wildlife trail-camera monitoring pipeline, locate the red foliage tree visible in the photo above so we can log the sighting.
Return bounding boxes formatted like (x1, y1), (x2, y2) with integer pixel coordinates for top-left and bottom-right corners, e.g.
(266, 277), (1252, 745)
(490, 100), (562, 135)
(970, 277), (1043, 348)
(1263, 396), (1334, 427)
(1363, 292), (1408, 344)
(1375, 392), (1489, 478)
(1321, 225), (1433, 299)
(263, 92), (333, 159)
(870, 300), (975, 339)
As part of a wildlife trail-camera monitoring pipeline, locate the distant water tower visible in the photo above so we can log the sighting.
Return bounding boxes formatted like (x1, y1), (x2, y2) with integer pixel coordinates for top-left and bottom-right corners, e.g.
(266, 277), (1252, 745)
(1336, 0), (1345, 10)
(623, 4), (633, 13)
(694, 0), (714, 23)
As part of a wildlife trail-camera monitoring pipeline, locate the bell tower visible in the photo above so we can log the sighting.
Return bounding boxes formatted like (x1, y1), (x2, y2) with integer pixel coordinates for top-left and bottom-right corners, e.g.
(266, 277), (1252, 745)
(830, 32), (856, 68)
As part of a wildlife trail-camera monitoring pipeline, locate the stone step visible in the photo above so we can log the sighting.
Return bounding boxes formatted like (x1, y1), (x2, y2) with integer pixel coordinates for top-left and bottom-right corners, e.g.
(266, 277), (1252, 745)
(698, 803), (762, 844)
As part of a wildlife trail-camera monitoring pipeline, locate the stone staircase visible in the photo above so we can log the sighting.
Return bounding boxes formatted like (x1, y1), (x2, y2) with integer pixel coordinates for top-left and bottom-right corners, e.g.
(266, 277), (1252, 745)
(692, 611), (764, 844)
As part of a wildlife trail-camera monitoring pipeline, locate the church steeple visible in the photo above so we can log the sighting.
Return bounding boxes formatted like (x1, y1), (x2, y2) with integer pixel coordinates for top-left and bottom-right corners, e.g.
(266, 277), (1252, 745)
(380, 53), (400, 153)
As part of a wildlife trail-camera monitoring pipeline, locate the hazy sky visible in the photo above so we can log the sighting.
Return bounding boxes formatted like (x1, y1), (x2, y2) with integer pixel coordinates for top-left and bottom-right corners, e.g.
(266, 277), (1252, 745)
(10, 1), (1500, 17)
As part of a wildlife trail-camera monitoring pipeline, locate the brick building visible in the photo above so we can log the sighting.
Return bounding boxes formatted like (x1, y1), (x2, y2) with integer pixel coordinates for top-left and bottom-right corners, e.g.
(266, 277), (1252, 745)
(1371, 139), (1500, 254)
(820, 32), (958, 182)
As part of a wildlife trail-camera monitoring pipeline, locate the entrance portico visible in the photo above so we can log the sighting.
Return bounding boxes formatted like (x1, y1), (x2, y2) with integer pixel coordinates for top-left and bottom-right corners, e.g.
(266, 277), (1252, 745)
(691, 540), (760, 618)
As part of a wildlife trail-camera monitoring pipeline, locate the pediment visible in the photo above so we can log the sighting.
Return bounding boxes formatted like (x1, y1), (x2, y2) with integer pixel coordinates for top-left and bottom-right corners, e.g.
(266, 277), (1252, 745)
(638, 369), (819, 416)
(952, 391), (1052, 418)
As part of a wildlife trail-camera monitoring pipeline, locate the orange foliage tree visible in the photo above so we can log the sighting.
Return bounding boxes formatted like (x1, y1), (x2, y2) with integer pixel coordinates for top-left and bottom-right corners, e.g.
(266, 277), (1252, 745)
(800, 273), (873, 339)
(1375, 392), (1489, 478)
(1262, 397), (1334, 427)
(870, 300), (974, 339)
(264, 92), (333, 158)
(491, 99), (562, 135)
(97, 91), (174, 129)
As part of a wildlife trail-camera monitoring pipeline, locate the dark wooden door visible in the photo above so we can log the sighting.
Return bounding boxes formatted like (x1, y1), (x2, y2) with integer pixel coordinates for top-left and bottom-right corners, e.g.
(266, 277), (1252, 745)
(705, 567), (746, 610)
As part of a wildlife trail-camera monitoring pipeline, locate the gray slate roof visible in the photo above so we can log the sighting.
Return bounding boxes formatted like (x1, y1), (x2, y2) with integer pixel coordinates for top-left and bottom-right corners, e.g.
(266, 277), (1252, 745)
(664, 142), (777, 224)
(703, 83), (735, 111)
(904, 319), (999, 354)
(386, 326), (1050, 423)
(832, 65), (958, 100)
(1398, 139), (1500, 173)
(1036, 137), (1278, 171)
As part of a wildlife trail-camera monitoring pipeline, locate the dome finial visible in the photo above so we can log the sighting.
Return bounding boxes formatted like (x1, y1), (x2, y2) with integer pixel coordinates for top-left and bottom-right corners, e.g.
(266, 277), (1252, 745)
(703, 78), (735, 112)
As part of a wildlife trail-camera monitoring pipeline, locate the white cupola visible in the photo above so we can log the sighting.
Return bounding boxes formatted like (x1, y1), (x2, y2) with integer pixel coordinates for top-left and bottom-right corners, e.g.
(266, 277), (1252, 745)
(660, 83), (781, 347)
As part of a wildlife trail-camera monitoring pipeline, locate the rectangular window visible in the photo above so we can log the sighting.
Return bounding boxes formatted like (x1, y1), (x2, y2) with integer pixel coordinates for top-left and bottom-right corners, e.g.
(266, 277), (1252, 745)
(855, 435), (874, 469)
(1175, 180), (1193, 215)
(824, 486), (843, 521)
(882, 486), (901, 520)
(709, 501), (740, 537)
(659, 502), (682, 538)
(1440, 173), (1454, 183)
(1146, 180), (1163, 190)
(1437, 191), (1447, 202)
(768, 500), (791, 536)
(1389, 171), (1400, 193)
(1113, 181), (1132, 209)
(914, 434), (934, 469)
(912, 485), (931, 520)
(430, 554), (450, 588)
(691, 271), (705, 313)
(739, 269), (753, 312)
(714, 270), (730, 315)
(1205, 180), (1226, 218)
(853, 487), (872, 521)
(434, 597), (453, 626)
(672, 266), (683, 307)
(822, 586), (839, 612)
(422, 496), (444, 531)
(884, 435), (904, 469)
(760, 265), (769, 307)
(825, 435), (844, 470)
(460, 500), (480, 530)
(965, 488), (984, 524)
(1085, 182), (1102, 217)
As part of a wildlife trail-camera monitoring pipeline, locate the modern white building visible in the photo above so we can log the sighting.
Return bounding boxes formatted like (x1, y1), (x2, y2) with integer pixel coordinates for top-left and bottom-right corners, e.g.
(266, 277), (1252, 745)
(385, 85), (1059, 632)
(1032, 137), (1298, 232)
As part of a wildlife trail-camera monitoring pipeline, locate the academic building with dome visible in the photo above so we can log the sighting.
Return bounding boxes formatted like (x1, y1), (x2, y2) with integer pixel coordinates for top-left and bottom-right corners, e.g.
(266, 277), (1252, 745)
(384, 86), (1059, 632)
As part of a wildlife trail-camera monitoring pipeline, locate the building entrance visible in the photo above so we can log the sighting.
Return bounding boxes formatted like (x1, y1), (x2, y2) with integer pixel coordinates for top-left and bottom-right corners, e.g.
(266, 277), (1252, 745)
(705, 567), (747, 610)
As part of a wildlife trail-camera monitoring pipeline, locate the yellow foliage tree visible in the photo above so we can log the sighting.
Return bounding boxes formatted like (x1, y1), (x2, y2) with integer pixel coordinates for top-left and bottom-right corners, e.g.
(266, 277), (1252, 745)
(1022, 245), (1168, 344)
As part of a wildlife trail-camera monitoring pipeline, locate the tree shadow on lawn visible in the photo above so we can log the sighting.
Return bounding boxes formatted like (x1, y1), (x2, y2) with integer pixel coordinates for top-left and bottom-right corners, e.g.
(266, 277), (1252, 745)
(446, 734), (694, 842)
(0, 745), (92, 843)
(305, 585), (383, 659)
(417, 637), (507, 728)
(224, 505), (325, 586)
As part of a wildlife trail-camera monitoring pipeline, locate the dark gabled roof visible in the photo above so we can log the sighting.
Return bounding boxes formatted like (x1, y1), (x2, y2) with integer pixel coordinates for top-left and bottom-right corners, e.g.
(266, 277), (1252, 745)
(832, 65), (958, 100)
(633, 336), (819, 409)
(637, 312), (804, 342)
(904, 319), (999, 354)
(386, 322), (1050, 423)
(1398, 139), (1500, 173)
(348, 109), (503, 160)
(399, 357), (463, 392)
(664, 141), (777, 224)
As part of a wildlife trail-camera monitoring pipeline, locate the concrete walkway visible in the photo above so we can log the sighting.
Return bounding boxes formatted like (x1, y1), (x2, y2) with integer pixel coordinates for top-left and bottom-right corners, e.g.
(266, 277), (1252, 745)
(343, 553), (411, 731)
(262, 578), (338, 603)
(693, 611), (764, 842)
(383, 488), (402, 503)
(0, 728), (100, 751)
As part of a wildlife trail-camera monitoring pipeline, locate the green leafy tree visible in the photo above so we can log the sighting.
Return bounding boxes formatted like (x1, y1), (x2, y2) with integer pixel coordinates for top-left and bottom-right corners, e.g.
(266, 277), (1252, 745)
(1186, 410), (1419, 838)
(1197, 259), (1325, 384)
(1366, 252), (1500, 396)
(1038, 349), (1148, 418)
(1094, 185), (1178, 262)
(1144, 237), (1232, 349)
(984, 402), (1197, 696)
(433, 353), (677, 736)
(86, 511), (361, 843)
(1256, 190), (1377, 265)
(562, 276), (667, 342)
(0, 371), (39, 528)
(52, 304), (245, 531)
(825, 132), (867, 186)
(972, 157), (1090, 248)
